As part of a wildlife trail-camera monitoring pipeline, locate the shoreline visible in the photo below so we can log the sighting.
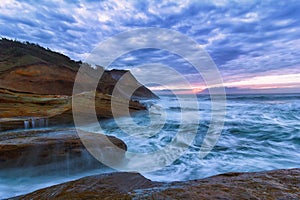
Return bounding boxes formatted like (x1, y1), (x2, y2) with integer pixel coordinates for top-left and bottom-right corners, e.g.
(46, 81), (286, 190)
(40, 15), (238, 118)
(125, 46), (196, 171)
(1, 127), (299, 199)
(10, 168), (300, 199)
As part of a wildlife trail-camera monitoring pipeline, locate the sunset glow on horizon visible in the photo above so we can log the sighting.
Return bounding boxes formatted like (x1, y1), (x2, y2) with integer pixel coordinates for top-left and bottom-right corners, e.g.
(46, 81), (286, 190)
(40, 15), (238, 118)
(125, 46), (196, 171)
(214, 73), (300, 90)
(150, 72), (300, 94)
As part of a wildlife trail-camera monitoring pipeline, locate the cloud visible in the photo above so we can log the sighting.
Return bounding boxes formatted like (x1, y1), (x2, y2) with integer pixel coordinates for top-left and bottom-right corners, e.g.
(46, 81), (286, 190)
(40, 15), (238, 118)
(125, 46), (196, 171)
(0, 0), (300, 91)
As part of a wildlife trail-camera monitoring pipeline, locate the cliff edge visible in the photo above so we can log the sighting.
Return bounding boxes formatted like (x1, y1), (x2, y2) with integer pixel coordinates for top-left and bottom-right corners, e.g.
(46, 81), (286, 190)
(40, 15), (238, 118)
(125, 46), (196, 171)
(0, 38), (157, 131)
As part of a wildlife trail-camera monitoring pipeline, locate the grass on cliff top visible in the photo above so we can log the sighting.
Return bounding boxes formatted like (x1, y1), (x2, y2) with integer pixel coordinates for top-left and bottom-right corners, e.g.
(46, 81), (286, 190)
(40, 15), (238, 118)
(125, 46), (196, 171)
(0, 38), (81, 72)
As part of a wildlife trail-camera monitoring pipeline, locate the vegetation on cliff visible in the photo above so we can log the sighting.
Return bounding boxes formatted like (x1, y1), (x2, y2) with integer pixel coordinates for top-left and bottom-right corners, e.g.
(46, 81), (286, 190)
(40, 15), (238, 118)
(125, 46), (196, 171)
(0, 38), (80, 72)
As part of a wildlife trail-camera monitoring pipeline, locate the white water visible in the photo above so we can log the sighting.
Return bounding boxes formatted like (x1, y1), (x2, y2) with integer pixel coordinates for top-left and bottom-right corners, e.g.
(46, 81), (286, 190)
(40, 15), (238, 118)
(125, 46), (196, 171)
(0, 94), (299, 198)
(23, 118), (49, 129)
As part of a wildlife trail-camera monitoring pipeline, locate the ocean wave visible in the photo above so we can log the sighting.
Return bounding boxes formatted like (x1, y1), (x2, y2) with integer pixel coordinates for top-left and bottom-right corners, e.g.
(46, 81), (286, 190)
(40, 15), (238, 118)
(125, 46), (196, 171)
(225, 94), (300, 101)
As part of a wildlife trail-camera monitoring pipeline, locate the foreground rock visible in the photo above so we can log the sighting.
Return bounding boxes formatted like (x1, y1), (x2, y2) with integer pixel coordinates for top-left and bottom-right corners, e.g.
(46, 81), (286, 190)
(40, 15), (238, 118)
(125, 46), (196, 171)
(14, 168), (300, 199)
(0, 129), (126, 172)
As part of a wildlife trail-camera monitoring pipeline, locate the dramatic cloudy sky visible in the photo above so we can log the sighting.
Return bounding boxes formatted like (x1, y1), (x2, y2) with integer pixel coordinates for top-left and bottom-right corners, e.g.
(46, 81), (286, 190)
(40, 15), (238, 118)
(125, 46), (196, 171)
(1, 0), (300, 93)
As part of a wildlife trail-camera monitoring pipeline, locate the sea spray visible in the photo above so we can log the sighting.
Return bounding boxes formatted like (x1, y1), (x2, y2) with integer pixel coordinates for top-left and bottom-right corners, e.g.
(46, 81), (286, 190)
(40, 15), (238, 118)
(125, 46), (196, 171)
(31, 118), (35, 128)
(23, 118), (49, 129)
(24, 120), (29, 129)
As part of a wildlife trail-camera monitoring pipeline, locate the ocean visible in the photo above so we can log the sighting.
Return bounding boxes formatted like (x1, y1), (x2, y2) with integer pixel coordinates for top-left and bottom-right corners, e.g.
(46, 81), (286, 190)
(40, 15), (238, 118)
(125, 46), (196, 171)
(1, 93), (299, 198)
(99, 93), (300, 181)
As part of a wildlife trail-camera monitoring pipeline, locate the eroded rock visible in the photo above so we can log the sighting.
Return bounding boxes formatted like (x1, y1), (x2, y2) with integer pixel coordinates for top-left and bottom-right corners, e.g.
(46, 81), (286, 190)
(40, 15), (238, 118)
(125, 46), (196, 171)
(0, 40), (157, 131)
(0, 129), (127, 172)
(13, 168), (300, 200)
(0, 89), (146, 131)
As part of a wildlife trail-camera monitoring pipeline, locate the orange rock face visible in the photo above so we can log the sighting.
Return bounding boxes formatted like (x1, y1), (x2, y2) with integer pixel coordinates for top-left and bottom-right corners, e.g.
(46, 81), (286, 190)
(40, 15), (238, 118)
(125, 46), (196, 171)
(0, 63), (157, 131)
(0, 39), (157, 131)
(0, 64), (76, 95)
(0, 88), (146, 131)
(0, 63), (158, 97)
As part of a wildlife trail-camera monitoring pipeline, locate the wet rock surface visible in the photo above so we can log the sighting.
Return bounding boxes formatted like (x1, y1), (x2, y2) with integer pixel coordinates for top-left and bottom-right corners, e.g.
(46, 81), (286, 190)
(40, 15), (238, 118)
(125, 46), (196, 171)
(0, 129), (127, 172)
(13, 168), (300, 200)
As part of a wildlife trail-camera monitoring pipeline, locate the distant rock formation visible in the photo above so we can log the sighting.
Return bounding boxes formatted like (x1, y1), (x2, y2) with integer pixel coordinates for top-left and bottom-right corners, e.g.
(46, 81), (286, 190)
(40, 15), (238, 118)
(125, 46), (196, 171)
(0, 38), (157, 131)
(98, 69), (159, 100)
(14, 168), (300, 199)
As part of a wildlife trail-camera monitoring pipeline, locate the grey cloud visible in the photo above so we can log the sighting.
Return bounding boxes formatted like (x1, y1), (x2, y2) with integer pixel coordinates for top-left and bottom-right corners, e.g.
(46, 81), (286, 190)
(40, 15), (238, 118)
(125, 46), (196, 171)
(0, 0), (299, 85)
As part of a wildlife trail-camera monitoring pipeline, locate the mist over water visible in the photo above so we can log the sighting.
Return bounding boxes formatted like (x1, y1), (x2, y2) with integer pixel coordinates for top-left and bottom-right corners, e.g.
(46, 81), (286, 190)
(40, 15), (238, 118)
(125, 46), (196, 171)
(99, 93), (300, 181)
(0, 93), (299, 198)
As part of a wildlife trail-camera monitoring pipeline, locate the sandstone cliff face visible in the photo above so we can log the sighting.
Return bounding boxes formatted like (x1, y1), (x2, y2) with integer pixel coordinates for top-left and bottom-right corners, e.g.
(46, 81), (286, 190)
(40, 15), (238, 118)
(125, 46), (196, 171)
(0, 63), (158, 99)
(0, 39), (157, 131)
(0, 88), (146, 131)
(0, 38), (158, 98)
(14, 169), (300, 199)
(0, 64), (76, 95)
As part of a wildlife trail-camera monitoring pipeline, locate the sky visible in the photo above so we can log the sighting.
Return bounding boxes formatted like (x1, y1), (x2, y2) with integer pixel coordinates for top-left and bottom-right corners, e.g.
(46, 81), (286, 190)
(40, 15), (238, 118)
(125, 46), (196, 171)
(0, 0), (300, 93)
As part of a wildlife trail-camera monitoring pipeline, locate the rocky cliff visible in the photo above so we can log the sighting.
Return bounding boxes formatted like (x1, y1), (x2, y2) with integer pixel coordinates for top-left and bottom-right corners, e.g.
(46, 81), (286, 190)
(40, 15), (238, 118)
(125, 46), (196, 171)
(0, 38), (158, 98)
(0, 38), (157, 131)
